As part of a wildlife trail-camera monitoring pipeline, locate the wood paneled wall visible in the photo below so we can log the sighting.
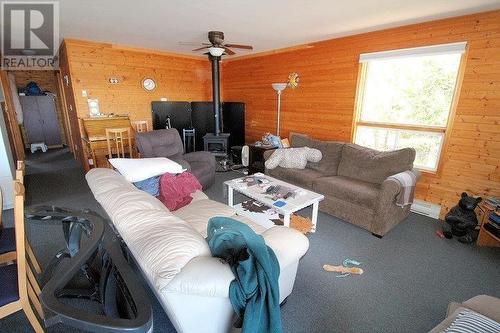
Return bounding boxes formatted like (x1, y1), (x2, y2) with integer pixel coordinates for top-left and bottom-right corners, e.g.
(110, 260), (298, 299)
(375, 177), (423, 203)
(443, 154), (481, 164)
(59, 42), (84, 162)
(11, 70), (67, 146)
(0, 71), (25, 161)
(222, 10), (500, 217)
(63, 39), (211, 120)
(60, 39), (212, 163)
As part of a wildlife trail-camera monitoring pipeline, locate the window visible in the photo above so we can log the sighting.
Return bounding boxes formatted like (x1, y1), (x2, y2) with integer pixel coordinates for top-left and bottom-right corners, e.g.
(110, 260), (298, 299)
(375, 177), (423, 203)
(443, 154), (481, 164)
(354, 43), (466, 172)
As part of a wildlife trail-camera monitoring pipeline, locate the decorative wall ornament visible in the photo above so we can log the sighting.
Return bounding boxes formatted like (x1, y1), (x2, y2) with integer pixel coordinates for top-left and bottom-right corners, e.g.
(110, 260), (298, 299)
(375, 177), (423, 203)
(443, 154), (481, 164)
(287, 72), (299, 88)
(141, 78), (156, 92)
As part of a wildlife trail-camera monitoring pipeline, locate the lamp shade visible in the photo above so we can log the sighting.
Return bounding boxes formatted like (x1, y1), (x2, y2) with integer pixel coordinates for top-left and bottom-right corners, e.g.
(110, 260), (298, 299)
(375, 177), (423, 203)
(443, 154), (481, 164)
(208, 47), (225, 57)
(271, 83), (287, 92)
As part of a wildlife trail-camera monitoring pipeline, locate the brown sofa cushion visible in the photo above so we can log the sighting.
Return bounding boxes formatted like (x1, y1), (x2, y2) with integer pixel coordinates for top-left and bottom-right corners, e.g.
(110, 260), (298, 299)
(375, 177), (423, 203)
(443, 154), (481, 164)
(266, 167), (324, 189)
(290, 133), (344, 176)
(313, 176), (380, 209)
(337, 144), (415, 184)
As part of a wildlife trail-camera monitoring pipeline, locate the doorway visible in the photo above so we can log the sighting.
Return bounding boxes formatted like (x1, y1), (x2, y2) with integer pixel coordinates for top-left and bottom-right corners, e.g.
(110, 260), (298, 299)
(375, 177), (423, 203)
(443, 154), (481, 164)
(10, 70), (69, 155)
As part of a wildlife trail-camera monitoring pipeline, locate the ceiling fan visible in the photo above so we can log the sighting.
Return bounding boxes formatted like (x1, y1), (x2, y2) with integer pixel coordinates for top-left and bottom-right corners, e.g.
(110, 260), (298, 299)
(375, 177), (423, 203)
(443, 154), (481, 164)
(182, 31), (252, 137)
(184, 31), (253, 56)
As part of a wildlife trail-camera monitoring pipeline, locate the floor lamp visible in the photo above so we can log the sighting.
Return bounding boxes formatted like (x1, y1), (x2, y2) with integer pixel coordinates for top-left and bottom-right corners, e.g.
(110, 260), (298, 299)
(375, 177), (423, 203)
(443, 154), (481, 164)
(272, 83), (287, 137)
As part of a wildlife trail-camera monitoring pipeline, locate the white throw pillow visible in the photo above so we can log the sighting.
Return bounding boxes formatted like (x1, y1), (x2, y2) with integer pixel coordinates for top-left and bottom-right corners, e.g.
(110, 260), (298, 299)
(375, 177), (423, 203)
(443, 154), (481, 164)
(265, 147), (322, 170)
(109, 157), (185, 182)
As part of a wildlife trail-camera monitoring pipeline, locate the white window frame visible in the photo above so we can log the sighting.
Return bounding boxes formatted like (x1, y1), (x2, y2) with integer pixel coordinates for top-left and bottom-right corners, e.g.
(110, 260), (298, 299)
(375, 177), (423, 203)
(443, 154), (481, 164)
(352, 42), (467, 173)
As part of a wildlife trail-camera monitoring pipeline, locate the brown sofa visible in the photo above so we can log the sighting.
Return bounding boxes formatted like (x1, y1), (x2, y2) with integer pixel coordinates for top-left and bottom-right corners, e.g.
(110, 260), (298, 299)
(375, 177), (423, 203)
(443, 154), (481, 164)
(264, 133), (420, 237)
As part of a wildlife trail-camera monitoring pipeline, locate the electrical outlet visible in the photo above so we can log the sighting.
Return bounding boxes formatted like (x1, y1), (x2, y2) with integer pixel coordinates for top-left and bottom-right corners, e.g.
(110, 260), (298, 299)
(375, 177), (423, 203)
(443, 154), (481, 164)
(82, 90), (87, 97)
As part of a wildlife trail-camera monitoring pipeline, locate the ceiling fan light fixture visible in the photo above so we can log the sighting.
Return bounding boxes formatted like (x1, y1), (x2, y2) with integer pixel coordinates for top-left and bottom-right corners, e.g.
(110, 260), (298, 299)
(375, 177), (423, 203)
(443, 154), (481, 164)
(208, 46), (225, 57)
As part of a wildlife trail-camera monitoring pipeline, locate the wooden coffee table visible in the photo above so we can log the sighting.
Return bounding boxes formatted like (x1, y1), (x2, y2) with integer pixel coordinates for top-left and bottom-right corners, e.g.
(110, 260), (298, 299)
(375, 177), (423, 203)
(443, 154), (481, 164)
(224, 173), (324, 232)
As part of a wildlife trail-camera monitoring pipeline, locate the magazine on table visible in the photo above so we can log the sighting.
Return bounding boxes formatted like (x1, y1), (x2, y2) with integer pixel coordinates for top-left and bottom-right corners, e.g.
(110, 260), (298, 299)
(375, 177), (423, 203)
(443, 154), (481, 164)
(231, 174), (297, 201)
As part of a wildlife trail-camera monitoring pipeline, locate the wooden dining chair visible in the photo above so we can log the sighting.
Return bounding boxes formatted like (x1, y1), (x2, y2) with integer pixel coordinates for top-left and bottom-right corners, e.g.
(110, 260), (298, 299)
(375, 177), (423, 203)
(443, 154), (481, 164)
(132, 120), (150, 133)
(16, 160), (25, 183)
(0, 180), (45, 332)
(0, 160), (27, 265)
(14, 161), (42, 276)
(105, 128), (134, 165)
(0, 187), (16, 265)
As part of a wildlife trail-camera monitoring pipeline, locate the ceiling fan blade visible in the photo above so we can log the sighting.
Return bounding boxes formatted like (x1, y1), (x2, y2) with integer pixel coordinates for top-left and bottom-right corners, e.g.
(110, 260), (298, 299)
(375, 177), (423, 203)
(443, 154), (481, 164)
(180, 42), (212, 46)
(223, 47), (236, 55)
(225, 44), (253, 50)
(192, 46), (210, 51)
(179, 42), (201, 46)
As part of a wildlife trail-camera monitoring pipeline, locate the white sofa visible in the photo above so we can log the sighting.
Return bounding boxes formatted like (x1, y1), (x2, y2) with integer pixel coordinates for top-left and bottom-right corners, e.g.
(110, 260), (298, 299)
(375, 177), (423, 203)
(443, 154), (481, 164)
(85, 168), (309, 333)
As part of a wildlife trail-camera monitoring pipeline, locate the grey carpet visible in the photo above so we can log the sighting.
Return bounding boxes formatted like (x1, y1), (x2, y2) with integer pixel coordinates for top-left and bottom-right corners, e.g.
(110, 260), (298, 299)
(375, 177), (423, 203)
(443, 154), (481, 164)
(1, 148), (498, 333)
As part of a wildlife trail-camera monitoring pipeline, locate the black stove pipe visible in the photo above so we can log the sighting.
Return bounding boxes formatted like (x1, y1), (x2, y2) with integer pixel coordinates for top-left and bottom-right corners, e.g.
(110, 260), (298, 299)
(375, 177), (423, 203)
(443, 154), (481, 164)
(209, 54), (221, 136)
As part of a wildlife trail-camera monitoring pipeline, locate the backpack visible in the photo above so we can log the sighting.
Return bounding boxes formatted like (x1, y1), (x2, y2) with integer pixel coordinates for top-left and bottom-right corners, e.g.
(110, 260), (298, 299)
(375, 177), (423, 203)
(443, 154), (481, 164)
(25, 81), (43, 95)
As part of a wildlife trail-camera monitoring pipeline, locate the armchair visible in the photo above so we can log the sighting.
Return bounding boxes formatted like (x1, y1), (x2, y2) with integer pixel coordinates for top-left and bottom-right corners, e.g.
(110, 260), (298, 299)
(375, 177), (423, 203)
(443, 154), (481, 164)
(135, 129), (216, 189)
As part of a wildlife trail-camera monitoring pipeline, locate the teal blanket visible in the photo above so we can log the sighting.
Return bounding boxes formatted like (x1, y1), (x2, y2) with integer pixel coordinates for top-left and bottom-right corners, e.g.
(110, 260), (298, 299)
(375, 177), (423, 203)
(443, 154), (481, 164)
(207, 217), (282, 333)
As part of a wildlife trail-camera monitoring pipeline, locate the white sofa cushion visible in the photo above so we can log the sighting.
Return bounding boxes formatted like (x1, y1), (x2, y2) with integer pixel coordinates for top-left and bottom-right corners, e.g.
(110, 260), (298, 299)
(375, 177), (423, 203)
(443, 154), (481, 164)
(86, 167), (136, 197)
(190, 190), (209, 202)
(165, 225), (309, 300)
(174, 198), (236, 237)
(262, 226), (310, 268)
(164, 256), (234, 298)
(174, 197), (268, 237)
(231, 215), (268, 235)
(100, 186), (170, 222)
(109, 157), (185, 182)
(87, 169), (170, 224)
(118, 210), (211, 291)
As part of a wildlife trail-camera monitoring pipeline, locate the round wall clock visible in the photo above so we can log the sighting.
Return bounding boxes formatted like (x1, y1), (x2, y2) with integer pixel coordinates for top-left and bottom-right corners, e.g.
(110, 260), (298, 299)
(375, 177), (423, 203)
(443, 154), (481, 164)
(142, 78), (156, 91)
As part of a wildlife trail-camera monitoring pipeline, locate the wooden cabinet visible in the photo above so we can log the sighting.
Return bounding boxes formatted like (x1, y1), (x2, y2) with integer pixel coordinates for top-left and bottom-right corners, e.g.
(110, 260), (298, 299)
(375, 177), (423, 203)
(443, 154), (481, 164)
(19, 95), (62, 147)
(476, 202), (500, 247)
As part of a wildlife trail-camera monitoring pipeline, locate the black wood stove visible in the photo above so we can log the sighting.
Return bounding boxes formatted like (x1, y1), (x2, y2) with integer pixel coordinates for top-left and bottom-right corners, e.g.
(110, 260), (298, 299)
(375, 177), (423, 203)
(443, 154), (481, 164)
(203, 133), (230, 157)
(203, 52), (230, 158)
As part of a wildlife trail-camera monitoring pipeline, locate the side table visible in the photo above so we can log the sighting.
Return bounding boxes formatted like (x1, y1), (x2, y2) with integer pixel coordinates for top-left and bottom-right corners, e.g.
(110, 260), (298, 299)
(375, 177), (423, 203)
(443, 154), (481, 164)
(248, 144), (276, 175)
(476, 201), (500, 247)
